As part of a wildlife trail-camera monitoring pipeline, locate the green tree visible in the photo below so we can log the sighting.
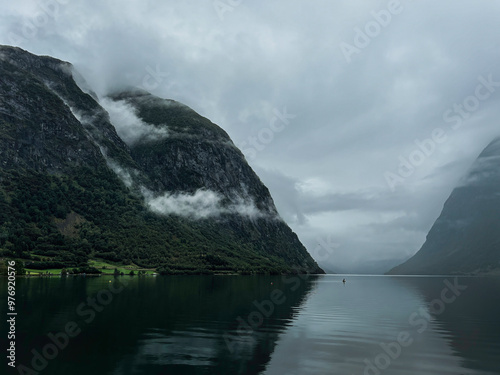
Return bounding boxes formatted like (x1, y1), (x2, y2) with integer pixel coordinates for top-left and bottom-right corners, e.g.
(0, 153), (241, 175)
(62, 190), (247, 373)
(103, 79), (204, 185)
(2, 259), (25, 275)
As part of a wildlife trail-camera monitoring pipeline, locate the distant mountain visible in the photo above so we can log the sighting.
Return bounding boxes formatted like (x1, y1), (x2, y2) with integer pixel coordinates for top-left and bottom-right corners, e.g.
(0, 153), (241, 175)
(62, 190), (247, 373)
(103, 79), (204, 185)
(0, 45), (323, 274)
(387, 138), (500, 275)
(330, 258), (408, 275)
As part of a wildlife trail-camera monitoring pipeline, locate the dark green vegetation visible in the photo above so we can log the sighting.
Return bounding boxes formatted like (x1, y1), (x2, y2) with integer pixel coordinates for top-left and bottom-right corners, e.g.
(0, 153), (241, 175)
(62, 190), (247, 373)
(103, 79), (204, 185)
(0, 258), (25, 276)
(0, 167), (305, 274)
(0, 45), (323, 275)
(388, 137), (500, 275)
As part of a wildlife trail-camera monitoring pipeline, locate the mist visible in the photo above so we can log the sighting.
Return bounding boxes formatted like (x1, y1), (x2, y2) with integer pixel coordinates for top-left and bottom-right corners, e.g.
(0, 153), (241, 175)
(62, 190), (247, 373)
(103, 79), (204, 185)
(100, 97), (169, 145)
(143, 188), (266, 220)
(2, 0), (500, 272)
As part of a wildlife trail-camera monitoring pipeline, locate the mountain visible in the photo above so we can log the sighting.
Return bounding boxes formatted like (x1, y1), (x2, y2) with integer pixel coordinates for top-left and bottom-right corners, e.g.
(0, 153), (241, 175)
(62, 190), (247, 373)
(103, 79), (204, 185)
(330, 258), (407, 275)
(0, 45), (323, 274)
(387, 138), (500, 275)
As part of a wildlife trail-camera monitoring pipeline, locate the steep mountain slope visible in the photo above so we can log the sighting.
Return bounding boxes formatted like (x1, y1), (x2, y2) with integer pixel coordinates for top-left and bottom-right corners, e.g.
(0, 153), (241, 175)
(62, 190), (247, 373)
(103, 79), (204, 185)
(0, 45), (323, 274)
(387, 138), (500, 275)
(108, 90), (277, 215)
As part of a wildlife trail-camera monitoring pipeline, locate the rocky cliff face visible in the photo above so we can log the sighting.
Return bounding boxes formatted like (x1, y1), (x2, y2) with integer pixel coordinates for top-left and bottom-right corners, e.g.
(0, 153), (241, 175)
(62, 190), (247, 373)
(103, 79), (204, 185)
(0, 52), (102, 173)
(0, 46), (140, 175)
(108, 91), (276, 211)
(388, 138), (500, 275)
(0, 45), (323, 274)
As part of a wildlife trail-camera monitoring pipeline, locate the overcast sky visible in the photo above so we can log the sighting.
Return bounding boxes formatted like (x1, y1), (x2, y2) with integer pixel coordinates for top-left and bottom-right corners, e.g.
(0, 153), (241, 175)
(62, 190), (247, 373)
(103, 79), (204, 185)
(2, 0), (500, 273)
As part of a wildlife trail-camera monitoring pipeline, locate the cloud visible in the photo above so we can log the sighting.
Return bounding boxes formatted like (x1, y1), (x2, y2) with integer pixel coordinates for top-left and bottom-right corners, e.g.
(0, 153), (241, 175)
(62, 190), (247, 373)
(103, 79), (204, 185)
(106, 161), (135, 188)
(144, 189), (223, 220)
(458, 155), (500, 187)
(63, 89), (267, 221)
(100, 97), (169, 145)
(142, 188), (266, 220)
(255, 166), (456, 271)
(1, 0), (500, 272)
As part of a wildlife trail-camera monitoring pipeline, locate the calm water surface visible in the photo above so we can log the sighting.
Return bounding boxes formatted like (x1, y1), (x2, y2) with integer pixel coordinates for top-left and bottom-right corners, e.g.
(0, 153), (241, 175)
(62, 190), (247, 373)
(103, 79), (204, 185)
(1, 275), (499, 374)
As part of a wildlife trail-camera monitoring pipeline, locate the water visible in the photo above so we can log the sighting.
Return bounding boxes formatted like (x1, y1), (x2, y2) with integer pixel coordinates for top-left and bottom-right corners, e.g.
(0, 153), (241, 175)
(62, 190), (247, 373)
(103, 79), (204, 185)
(1, 275), (499, 374)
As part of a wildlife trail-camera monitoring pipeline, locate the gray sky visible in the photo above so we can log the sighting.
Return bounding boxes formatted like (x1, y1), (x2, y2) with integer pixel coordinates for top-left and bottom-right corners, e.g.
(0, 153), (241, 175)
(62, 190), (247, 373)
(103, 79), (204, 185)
(2, 0), (500, 273)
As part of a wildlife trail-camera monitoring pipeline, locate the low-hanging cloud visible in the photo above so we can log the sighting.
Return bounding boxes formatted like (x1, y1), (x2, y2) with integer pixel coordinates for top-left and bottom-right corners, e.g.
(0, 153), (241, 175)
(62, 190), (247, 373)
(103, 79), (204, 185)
(66, 95), (267, 220)
(100, 97), (169, 146)
(2, 0), (500, 272)
(106, 160), (135, 188)
(143, 188), (266, 220)
(145, 189), (222, 219)
(458, 155), (500, 187)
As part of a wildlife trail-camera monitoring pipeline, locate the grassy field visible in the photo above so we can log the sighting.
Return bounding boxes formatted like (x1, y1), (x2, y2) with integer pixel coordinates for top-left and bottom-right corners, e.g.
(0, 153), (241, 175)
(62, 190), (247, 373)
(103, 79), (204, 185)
(25, 268), (63, 275)
(25, 259), (157, 276)
(89, 259), (157, 275)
